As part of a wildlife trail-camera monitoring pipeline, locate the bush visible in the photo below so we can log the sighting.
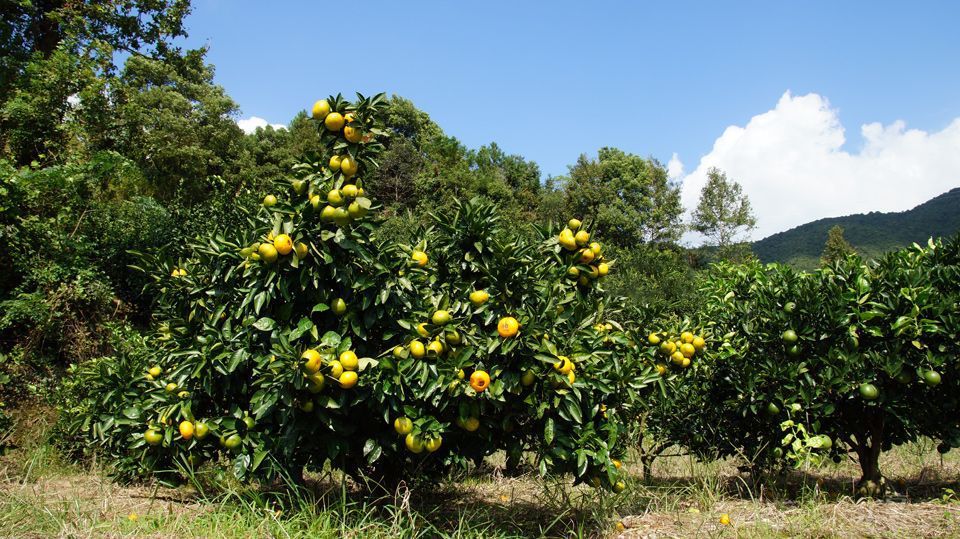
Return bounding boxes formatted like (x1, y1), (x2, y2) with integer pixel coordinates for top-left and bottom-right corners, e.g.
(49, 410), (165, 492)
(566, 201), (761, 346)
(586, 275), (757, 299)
(68, 93), (670, 491)
(661, 237), (960, 496)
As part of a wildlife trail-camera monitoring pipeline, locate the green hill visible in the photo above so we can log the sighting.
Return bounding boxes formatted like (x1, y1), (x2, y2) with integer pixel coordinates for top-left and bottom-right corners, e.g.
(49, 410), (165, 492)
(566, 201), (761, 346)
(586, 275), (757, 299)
(752, 187), (960, 267)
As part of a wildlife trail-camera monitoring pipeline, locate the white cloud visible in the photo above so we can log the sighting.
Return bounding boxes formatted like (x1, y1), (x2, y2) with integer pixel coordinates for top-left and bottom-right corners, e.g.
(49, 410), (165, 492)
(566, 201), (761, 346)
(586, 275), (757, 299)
(667, 152), (684, 179)
(237, 116), (286, 134)
(674, 91), (960, 242)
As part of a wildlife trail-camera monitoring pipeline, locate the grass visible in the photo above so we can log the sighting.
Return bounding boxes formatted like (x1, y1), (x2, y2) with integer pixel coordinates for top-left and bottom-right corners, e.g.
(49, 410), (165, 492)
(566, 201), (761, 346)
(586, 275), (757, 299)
(1, 412), (959, 537)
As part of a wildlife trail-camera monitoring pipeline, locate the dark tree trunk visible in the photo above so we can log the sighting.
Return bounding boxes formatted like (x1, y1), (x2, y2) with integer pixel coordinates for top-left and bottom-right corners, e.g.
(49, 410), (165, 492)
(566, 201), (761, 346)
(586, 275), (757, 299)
(853, 414), (886, 498)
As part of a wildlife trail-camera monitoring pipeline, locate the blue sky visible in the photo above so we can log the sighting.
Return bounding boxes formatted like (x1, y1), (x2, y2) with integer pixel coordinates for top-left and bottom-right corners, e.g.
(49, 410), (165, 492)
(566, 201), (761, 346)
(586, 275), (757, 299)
(181, 0), (960, 239)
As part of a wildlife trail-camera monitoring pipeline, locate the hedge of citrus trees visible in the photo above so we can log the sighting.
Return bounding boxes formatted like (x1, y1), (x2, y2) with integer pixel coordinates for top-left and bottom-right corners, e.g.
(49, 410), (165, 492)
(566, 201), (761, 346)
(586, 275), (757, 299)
(67, 93), (695, 490)
(653, 237), (960, 496)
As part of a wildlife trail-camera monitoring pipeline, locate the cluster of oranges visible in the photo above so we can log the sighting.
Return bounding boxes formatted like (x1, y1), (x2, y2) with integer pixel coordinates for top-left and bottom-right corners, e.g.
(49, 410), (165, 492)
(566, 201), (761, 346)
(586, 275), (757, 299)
(239, 230), (310, 266)
(392, 416), (443, 454)
(309, 99), (372, 228)
(300, 347), (362, 396)
(142, 364), (224, 449)
(557, 218), (610, 287)
(649, 330), (706, 371)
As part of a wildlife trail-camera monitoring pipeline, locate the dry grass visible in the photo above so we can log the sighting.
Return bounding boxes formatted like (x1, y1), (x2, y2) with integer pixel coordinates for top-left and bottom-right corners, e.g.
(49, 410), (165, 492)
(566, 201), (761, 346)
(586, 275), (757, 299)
(1, 410), (959, 538)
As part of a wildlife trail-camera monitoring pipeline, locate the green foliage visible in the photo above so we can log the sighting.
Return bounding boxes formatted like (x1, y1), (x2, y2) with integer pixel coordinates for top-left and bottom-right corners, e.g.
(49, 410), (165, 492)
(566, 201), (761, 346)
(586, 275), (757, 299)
(660, 236), (960, 491)
(67, 95), (667, 492)
(820, 225), (857, 266)
(691, 168), (756, 260)
(562, 148), (683, 247)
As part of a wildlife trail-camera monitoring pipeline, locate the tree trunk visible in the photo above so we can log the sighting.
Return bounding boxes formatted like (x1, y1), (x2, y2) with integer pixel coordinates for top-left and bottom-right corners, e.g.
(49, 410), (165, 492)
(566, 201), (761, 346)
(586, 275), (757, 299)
(853, 415), (886, 498)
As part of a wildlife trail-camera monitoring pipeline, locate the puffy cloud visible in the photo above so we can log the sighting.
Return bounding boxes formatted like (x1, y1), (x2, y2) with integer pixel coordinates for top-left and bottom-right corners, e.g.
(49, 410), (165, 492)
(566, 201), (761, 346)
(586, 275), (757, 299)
(675, 92), (960, 241)
(237, 116), (286, 134)
(667, 152), (684, 179)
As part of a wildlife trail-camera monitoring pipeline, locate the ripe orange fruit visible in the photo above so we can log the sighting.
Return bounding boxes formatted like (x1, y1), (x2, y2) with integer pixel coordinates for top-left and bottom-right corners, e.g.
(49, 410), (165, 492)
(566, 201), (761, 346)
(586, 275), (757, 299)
(412, 250), (428, 267)
(405, 433), (424, 453)
(325, 112), (345, 131)
(597, 262), (609, 277)
(179, 420), (195, 440)
(409, 340), (426, 359)
(273, 233), (293, 255)
(568, 218), (582, 230)
(307, 373), (325, 393)
(328, 360), (344, 379)
(558, 228), (578, 250)
(263, 194), (277, 207)
(671, 351), (685, 365)
(470, 370), (491, 392)
(339, 350), (358, 371)
(427, 339), (444, 356)
(338, 371), (358, 388)
(574, 230), (590, 246)
(498, 317), (519, 338)
(258, 243), (278, 263)
(148, 366), (162, 378)
(431, 310), (451, 326)
(425, 436), (442, 452)
(613, 480), (626, 493)
(340, 156), (358, 177)
(444, 330), (462, 345)
(416, 322), (430, 337)
(320, 205), (337, 221)
(295, 242), (309, 259)
(656, 363), (668, 376)
(165, 382), (178, 393)
(659, 341), (677, 356)
(469, 290), (490, 306)
(302, 349), (323, 373)
(327, 189), (344, 207)
(680, 331), (695, 344)
(311, 99), (331, 120)
(578, 248), (595, 264)
(394, 417), (413, 435)
(329, 155), (342, 171)
(680, 343), (696, 358)
(343, 125), (362, 143)
(681, 357), (691, 368)
(693, 336), (706, 352)
(347, 201), (368, 219)
(613, 458), (622, 469)
(720, 514), (731, 526)
(589, 242), (602, 255)
(144, 429), (163, 446)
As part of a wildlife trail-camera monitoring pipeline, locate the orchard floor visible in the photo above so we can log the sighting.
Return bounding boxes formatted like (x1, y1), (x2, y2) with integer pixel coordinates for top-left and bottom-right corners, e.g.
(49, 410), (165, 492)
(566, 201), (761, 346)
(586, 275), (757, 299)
(1, 414), (959, 537)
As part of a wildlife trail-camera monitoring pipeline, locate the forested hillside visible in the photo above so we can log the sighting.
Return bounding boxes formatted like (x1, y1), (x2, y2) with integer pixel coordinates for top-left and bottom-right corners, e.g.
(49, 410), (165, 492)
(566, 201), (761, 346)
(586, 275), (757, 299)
(752, 187), (960, 267)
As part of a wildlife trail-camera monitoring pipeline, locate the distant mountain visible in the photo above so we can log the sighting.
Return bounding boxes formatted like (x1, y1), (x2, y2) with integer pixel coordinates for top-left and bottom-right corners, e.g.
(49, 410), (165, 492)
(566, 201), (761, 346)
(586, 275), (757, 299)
(752, 187), (960, 268)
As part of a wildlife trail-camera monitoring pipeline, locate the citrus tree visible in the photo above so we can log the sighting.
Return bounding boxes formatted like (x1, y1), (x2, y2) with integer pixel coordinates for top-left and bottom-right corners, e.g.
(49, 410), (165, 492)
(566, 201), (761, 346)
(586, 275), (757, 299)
(672, 237), (960, 496)
(69, 93), (665, 491)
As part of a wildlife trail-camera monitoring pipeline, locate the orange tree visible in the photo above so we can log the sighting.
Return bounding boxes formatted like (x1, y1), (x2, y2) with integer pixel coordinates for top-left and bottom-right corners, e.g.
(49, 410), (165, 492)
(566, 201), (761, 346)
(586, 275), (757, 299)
(664, 237), (960, 496)
(68, 93), (664, 490)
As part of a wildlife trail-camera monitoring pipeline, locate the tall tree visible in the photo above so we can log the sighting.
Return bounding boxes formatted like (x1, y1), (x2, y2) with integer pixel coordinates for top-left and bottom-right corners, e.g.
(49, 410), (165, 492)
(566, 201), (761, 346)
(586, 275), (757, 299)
(1, 0), (193, 164)
(691, 168), (757, 260)
(563, 147), (683, 247)
(820, 225), (857, 265)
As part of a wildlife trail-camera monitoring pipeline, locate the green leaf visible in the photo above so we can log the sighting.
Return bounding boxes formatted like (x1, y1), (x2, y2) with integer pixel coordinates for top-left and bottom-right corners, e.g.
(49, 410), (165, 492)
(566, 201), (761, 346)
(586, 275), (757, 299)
(253, 317), (276, 331)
